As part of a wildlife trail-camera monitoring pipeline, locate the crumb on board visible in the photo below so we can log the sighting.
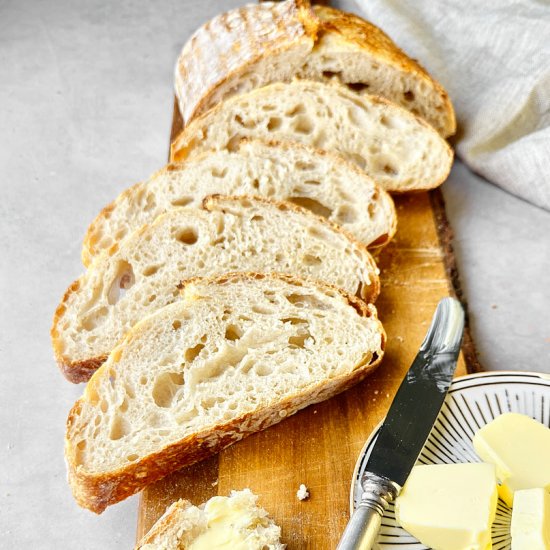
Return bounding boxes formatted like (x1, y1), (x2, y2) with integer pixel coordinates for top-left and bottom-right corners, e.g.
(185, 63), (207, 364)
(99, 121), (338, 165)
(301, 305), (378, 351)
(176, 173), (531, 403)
(296, 484), (309, 501)
(211, 479), (218, 487)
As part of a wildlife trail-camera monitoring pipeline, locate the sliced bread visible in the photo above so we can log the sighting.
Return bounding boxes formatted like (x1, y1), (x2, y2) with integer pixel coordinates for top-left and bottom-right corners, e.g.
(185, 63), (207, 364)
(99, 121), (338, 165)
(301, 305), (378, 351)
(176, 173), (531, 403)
(170, 80), (453, 193)
(82, 139), (396, 265)
(135, 489), (283, 549)
(175, 1), (455, 136)
(52, 195), (380, 383)
(65, 273), (385, 513)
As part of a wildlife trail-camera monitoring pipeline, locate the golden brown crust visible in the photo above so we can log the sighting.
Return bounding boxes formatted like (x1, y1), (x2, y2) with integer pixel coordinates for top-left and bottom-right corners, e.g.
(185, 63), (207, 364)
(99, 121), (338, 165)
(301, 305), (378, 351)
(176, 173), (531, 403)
(176, 0), (317, 124)
(313, 5), (456, 137)
(65, 272), (385, 514)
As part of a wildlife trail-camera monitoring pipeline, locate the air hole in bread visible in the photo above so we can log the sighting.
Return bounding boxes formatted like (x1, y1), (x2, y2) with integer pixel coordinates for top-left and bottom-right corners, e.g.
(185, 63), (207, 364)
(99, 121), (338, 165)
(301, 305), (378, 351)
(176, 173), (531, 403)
(226, 134), (243, 152)
(382, 163), (398, 176)
(336, 205), (358, 224)
(322, 70), (342, 80)
(139, 376), (148, 386)
(172, 320), (181, 330)
(251, 215), (264, 222)
(303, 254), (322, 266)
(171, 196), (193, 207)
(110, 414), (130, 440)
(252, 178), (260, 190)
(348, 153), (367, 170)
(281, 317), (308, 326)
(288, 332), (312, 348)
(404, 90), (415, 102)
(295, 161), (316, 171)
(212, 167), (228, 178)
(347, 82), (370, 93)
(285, 103), (306, 117)
(267, 117), (282, 131)
(292, 115), (314, 135)
(148, 294), (156, 303)
(76, 440), (86, 450)
(224, 324), (243, 341)
(313, 130), (327, 149)
(307, 225), (332, 242)
(81, 306), (109, 331)
(142, 264), (162, 277)
(152, 372), (184, 408)
(288, 196), (332, 218)
(185, 343), (205, 363)
(367, 202), (377, 219)
(119, 397), (129, 413)
(254, 364), (273, 376)
(107, 260), (135, 305)
(126, 454), (139, 462)
(176, 227), (198, 245)
(252, 305), (274, 315)
(285, 293), (328, 310)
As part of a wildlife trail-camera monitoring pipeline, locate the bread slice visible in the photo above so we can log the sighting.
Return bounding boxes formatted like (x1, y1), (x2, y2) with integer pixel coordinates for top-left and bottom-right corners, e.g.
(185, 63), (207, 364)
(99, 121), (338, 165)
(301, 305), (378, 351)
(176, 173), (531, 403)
(65, 273), (385, 513)
(135, 489), (283, 549)
(82, 139), (396, 265)
(175, 1), (455, 137)
(52, 195), (380, 383)
(170, 80), (453, 193)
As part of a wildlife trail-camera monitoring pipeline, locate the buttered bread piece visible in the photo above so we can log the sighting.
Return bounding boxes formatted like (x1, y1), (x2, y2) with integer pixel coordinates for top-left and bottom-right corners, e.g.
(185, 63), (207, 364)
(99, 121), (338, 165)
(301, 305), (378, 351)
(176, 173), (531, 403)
(136, 489), (284, 550)
(473, 413), (550, 506)
(395, 463), (497, 550)
(511, 488), (550, 550)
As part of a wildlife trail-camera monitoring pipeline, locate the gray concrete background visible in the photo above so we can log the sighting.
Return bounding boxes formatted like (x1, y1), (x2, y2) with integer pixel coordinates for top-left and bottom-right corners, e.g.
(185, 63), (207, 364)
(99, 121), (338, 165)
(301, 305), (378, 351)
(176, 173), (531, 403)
(1, 0), (548, 547)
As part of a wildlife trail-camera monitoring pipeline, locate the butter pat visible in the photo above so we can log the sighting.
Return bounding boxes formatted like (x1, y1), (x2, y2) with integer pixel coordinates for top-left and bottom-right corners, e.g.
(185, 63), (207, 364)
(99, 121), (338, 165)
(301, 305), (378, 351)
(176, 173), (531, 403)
(395, 463), (497, 550)
(511, 488), (550, 550)
(473, 413), (550, 506)
(189, 493), (268, 550)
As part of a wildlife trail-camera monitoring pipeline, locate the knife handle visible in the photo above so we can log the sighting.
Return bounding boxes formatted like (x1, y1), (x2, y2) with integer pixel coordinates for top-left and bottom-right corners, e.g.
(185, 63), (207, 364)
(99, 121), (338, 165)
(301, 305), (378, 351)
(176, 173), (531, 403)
(336, 472), (400, 550)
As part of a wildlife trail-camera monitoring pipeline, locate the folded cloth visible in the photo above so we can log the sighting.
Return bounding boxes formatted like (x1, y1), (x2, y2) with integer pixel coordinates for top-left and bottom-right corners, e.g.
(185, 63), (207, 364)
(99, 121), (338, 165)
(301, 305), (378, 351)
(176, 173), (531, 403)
(355, 0), (550, 210)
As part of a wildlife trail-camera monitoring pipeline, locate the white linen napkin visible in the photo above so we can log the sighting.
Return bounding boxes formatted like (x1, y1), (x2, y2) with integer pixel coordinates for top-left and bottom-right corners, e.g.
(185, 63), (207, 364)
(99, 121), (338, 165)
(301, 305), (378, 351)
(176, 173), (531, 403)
(355, 0), (550, 210)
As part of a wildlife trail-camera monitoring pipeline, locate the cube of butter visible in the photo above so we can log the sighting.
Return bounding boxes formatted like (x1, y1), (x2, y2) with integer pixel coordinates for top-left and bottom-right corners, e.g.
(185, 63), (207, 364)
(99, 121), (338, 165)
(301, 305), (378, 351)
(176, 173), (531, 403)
(395, 463), (497, 550)
(473, 413), (550, 506)
(511, 488), (550, 550)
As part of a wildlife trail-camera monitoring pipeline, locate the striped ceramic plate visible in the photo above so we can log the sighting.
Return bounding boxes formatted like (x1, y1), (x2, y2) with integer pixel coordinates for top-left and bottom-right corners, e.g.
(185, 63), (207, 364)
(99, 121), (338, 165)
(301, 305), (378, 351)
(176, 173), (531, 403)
(351, 371), (550, 549)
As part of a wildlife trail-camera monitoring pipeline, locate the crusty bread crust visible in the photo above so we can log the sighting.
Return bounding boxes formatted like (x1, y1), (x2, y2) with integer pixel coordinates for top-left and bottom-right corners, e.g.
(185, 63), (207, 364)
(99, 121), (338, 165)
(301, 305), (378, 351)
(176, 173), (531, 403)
(65, 272), (385, 513)
(175, 1), (455, 137)
(311, 5), (456, 137)
(176, 0), (317, 124)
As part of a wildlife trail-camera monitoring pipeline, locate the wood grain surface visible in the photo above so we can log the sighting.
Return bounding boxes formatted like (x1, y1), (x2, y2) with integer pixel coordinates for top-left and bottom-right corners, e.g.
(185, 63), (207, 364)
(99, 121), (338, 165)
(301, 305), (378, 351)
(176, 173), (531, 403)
(135, 98), (477, 548)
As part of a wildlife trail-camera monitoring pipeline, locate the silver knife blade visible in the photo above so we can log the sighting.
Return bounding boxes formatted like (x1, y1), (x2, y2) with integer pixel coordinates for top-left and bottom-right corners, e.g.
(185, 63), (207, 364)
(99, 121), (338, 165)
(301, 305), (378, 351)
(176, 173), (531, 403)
(365, 297), (464, 486)
(337, 297), (465, 550)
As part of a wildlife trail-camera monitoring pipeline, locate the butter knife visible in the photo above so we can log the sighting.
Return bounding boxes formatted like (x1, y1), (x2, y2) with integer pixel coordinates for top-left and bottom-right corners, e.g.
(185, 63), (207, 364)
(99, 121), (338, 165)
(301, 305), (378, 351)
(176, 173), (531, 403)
(337, 297), (465, 550)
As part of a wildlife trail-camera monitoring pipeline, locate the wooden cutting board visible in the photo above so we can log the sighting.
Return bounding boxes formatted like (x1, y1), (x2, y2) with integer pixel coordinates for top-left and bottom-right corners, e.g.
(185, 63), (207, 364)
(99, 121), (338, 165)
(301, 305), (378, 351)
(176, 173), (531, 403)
(135, 99), (480, 548)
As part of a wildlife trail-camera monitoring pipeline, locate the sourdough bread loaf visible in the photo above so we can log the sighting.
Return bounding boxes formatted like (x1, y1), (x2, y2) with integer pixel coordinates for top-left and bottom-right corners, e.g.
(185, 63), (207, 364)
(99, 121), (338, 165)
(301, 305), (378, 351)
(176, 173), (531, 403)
(135, 490), (284, 550)
(53, 195), (380, 383)
(171, 80), (453, 193)
(82, 139), (396, 265)
(175, 1), (455, 136)
(65, 273), (385, 513)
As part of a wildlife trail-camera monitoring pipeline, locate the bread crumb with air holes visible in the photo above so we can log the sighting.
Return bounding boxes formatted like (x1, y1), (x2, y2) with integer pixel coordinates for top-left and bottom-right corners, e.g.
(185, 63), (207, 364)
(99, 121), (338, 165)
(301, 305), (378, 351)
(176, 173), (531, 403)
(297, 484), (309, 501)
